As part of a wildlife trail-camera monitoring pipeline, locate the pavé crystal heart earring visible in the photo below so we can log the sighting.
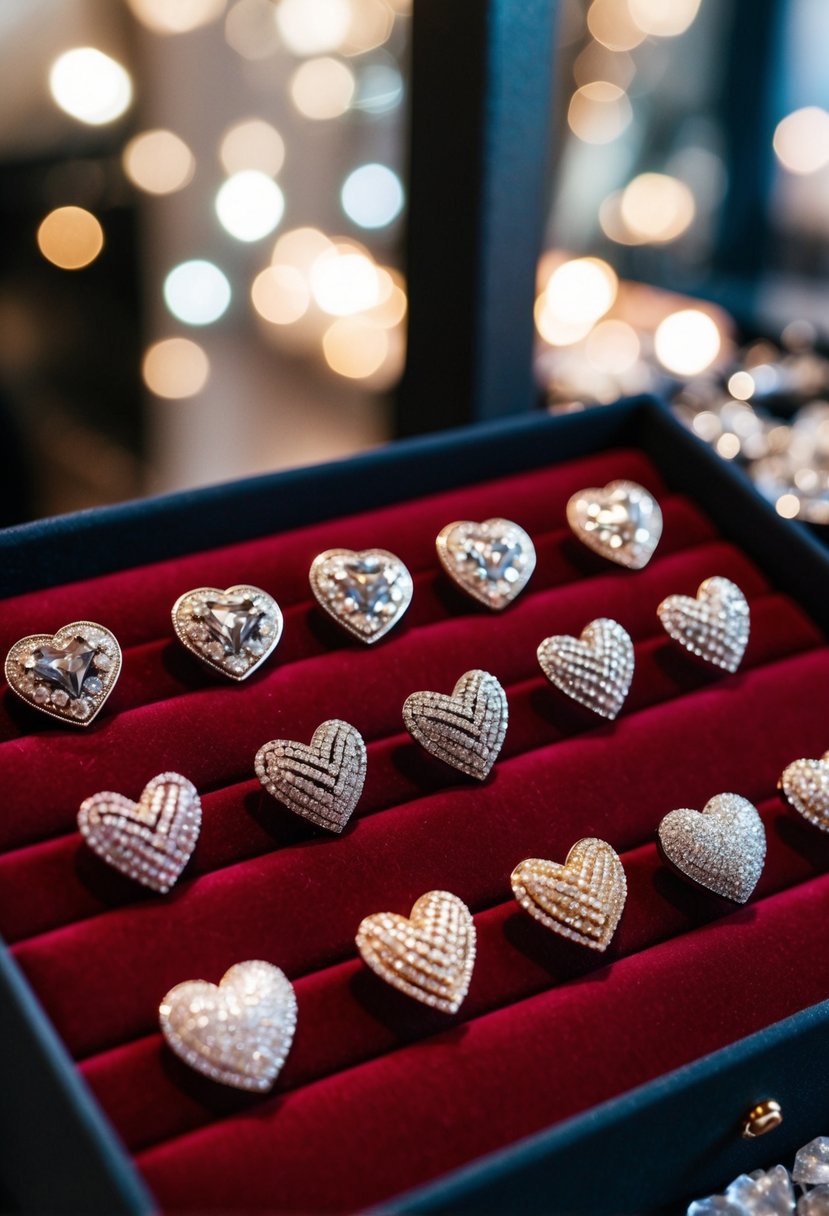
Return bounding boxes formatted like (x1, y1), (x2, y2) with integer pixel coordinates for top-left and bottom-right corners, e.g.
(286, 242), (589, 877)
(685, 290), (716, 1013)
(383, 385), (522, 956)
(657, 793), (766, 902)
(309, 548), (413, 643)
(657, 576), (750, 673)
(435, 518), (536, 610)
(779, 751), (829, 833)
(511, 838), (627, 951)
(4, 621), (121, 726)
(255, 719), (367, 834)
(566, 480), (662, 569)
(536, 618), (634, 719)
(403, 669), (508, 780)
(172, 584), (283, 680)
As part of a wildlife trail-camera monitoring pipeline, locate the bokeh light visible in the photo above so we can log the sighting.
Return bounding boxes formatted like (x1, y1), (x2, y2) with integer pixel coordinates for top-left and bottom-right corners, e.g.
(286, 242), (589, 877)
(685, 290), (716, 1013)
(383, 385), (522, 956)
(123, 130), (195, 195)
(773, 107), (829, 175)
(323, 317), (388, 379)
(353, 62), (404, 114)
(215, 171), (285, 242)
(776, 493), (801, 519)
(586, 0), (645, 51)
(619, 173), (696, 243)
(37, 206), (104, 270)
(727, 371), (756, 401)
(341, 0), (395, 54)
(272, 226), (334, 272)
(654, 309), (721, 376)
(311, 246), (380, 315)
(251, 265), (310, 324)
(49, 48), (132, 126)
(535, 258), (618, 347)
(127, 0), (226, 33)
(290, 58), (355, 120)
(224, 0), (281, 58)
(274, 0), (352, 56)
(219, 119), (285, 177)
(626, 0), (701, 38)
(585, 319), (640, 373)
(567, 82), (632, 145)
(341, 164), (404, 228)
(142, 338), (210, 398)
(164, 260), (232, 325)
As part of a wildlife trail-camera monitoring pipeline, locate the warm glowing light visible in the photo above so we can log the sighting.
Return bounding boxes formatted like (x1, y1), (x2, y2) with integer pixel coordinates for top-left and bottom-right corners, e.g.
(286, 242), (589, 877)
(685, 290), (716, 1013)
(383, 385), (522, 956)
(142, 338), (210, 398)
(365, 268), (407, 328)
(215, 171), (284, 242)
(654, 309), (721, 377)
(127, 0), (225, 33)
(626, 0), (701, 37)
(598, 191), (639, 245)
(341, 163), (404, 229)
(776, 493), (801, 519)
(49, 48), (132, 126)
(585, 319), (640, 374)
(534, 302), (594, 347)
(543, 257), (618, 326)
(353, 62), (404, 114)
(586, 0), (645, 51)
(274, 0), (352, 55)
(715, 432), (741, 460)
(619, 173), (695, 243)
(290, 58), (355, 120)
(311, 247), (380, 315)
(123, 130), (195, 195)
(692, 411), (722, 441)
(251, 264), (310, 324)
(164, 260), (231, 325)
(567, 81), (632, 145)
(773, 107), (829, 175)
(272, 226), (333, 272)
(323, 317), (388, 379)
(342, 0), (394, 54)
(224, 0), (281, 58)
(219, 119), (285, 177)
(727, 371), (755, 401)
(37, 206), (104, 269)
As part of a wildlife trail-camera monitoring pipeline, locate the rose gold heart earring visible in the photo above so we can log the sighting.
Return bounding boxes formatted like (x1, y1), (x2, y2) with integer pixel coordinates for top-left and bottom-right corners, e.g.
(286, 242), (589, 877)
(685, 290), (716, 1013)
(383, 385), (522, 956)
(511, 839), (627, 951)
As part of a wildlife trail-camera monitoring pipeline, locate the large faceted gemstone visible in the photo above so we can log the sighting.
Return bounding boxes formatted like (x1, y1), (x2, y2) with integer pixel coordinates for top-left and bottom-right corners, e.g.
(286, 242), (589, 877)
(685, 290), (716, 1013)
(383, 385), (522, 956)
(203, 596), (263, 654)
(340, 556), (398, 615)
(32, 637), (97, 698)
(461, 537), (524, 584)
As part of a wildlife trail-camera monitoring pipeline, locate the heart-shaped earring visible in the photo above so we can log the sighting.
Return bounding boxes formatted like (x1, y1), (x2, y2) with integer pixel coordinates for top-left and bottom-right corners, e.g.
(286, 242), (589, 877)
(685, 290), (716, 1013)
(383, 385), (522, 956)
(78, 772), (201, 894)
(566, 480), (662, 569)
(403, 669), (508, 780)
(435, 518), (536, 610)
(657, 576), (749, 673)
(172, 584), (283, 680)
(537, 617), (634, 719)
(511, 838), (627, 951)
(4, 622), (121, 726)
(356, 890), (476, 1013)
(255, 719), (367, 834)
(159, 960), (297, 1091)
(779, 752), (829, 833)
(657, 793), (766, 903)
(309, 548), (413, 644)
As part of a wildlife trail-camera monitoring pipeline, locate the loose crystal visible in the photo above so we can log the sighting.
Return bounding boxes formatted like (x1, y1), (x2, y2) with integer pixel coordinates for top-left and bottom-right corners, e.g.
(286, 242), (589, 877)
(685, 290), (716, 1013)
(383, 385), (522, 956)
(794, 1140), (829, 1186)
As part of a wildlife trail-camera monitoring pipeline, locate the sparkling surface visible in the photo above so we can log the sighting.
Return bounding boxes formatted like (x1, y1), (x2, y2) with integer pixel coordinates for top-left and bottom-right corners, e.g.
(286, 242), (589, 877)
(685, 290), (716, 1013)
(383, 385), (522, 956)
(779, 752), (829, 833)
(794, 1140), (829, 1186)
(32, 636), (97, 697)
(659, 793), (766, 903)
(4, 621), (122, 727)
(658, 576), (750, 673)
(159, 960), (297, 1092)
(436, 518), (536, 610)
(689, 1167), (796, 1216)
(356, 890), (476, 1014)
(402, 669), (508, 781)
(799, 1186), (829, 1216)
(203, 595), (263, 653)
(567, 480), (662, 569)
(537, 617), (634, 719)
(255, 719), (367, 834)
(512, 839), (626, 951)
(309, 548), (413, 643)
(172, 585), (283, 680)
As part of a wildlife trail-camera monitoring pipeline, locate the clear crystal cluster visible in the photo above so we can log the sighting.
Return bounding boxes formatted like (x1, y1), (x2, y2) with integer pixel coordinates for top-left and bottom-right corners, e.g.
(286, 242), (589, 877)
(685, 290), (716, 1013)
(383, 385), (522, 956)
(78, 772), (201, 894)
(255, 719), (367, 834)
(4, 622), (121, 726)
(688, 1138), (829, 1216)
(658, 793), (766, 903)
(658, 576), (750, 673)
(159, 960), (297, 1092)
(309, 548), (413, 643)
(172, 584), (282, 680)
(511, 838), (627, 951)
(537, 617), (634, 719)
(402, 669), (508, 780)
(435, 518), (536, 610)
(566, 480), (663, 569)
(779, 753), (829, 833)
(356, 890), (476, 1014)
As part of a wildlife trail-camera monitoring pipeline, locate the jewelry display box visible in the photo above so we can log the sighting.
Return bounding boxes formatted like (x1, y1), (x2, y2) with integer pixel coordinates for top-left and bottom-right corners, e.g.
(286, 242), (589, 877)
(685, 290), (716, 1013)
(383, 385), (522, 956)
(2, 397), (829, 1215)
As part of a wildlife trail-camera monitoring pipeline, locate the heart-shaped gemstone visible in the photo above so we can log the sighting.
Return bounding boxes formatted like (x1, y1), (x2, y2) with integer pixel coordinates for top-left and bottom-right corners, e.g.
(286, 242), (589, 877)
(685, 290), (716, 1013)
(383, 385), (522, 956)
(78, 772), (201, 894)
(254, 719), (367, 834)
(537, 617), (634, 719)
(435, 518), (536, 610)
(356, 890), (476, 1013)
(4, 621), (121, 726)
(779, 751), (829, 833)
(403, 669), (508, 780)
(172, 585), (283, 681)
(511, 838), (627, 951)
(159, 960), (297, 1092)
(566, 480), (662, 569)
(309, 548), (413, 644)
(658, 793), (766, 903)
(657, 576), (750, 673)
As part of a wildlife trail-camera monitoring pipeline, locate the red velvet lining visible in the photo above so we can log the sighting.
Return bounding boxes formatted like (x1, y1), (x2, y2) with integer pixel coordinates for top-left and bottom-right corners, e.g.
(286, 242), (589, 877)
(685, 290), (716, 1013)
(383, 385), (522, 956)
(1, 447), (827, 1213)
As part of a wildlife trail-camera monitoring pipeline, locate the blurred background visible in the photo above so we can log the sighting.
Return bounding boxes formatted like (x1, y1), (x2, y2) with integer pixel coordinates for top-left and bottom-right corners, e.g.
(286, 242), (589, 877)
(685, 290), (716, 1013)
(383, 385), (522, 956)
(0, 0), (827, 527)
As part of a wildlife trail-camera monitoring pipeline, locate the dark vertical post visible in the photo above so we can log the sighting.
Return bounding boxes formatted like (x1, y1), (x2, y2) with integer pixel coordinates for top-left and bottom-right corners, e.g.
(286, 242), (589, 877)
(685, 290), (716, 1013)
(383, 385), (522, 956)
(397, 0), (559, 435)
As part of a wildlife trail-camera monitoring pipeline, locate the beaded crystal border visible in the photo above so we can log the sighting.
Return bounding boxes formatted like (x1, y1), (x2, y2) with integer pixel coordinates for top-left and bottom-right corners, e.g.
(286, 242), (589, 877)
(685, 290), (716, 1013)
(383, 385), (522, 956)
(4, 621), (121, 727)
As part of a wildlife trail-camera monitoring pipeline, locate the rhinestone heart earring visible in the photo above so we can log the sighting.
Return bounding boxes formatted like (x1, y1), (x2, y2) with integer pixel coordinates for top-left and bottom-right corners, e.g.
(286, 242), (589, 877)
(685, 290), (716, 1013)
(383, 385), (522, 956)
(255, 719), (367, 834)
(657, 793), (766, 903)
(435, 518), (536, 610)
(309, 548), (413, 643)
(657, 576), (750, 673)
(403, 669), (508, 780)
(5, 622), (121, 726)
(537, 618), (634, 719)
(511, 838), (627, 951)
(567, 480), (662, 569)
(172, 584), (283, 680)
(779, 752), (829, 833)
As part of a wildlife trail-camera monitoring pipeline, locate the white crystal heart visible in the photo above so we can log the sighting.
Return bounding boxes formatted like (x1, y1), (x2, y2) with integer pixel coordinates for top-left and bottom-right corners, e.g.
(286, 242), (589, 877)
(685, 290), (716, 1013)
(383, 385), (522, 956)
(779, 751), (829, 833)
(4, 621), (121, 727)
(435, 518), (536, 610)
(657, 576), (750, 673)
(537, 617), (634, 720)
(255, 719), (367, 834)
(78, 772), (201, 894)
(356, 890), (476, 1014)
(658, 793), (766, 903)
(159, 960), (297, 1092)
(511, 838), (627, 951)
(172, 584), (283, 681)
(566, 480), (662, 569)
(309, 548), (413, 644)
(402, 669), (508, 780)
